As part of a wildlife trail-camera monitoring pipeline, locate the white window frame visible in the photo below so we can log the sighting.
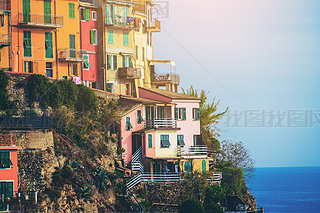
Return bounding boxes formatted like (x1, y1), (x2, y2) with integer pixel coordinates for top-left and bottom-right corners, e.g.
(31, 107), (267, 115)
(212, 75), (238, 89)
(0, 150), (12, 170)
(92, 29), (98, 45)
(83, 54), (90, 70)
(92, 11), (97, 21)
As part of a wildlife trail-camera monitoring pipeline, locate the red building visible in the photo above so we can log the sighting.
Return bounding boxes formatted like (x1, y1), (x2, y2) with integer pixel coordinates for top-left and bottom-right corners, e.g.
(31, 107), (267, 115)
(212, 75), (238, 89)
(79, 0), (99, 88)
(0, 135), (22, 211)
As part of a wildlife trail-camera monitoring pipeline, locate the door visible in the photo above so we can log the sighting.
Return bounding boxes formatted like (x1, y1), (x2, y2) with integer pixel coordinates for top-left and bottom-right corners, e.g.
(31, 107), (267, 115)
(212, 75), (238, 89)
(44, 0), (51, 24)
(132, 135), (142, 155)
(69, 35), (75, 58)
(202, 160), (206, 173)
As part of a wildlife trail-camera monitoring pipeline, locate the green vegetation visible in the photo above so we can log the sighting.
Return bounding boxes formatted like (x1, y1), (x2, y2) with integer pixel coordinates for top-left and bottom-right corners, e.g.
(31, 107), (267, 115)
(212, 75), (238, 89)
(179, 198), (204, 213)
(0, 70), (16, 115)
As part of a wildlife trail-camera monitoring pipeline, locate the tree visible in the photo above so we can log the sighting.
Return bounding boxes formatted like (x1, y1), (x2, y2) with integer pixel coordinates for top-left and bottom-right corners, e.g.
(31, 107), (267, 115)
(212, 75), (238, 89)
(203, 184), (226, 213)
(182, 86), (228, 148)
(179, 198), (204, 213)
(217, 140), (255, 181)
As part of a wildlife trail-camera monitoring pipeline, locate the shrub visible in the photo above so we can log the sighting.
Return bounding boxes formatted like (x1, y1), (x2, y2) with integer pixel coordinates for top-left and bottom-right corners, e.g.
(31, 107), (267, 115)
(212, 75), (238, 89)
(0, 70), (15, 113)
(93, 167), (109, 192)
(76, 84), (98, 114)
(179, 198), (204, 213)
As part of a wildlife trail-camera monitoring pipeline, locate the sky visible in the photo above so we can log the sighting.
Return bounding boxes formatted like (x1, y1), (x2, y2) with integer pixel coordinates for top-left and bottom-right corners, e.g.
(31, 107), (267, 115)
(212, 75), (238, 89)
(153, 0), (320, 167)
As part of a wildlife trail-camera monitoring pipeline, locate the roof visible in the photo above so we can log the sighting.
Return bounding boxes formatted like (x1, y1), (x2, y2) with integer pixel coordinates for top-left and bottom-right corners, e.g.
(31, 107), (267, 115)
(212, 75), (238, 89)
(120, 96), (169, 105)
(139, 87), (201, 101)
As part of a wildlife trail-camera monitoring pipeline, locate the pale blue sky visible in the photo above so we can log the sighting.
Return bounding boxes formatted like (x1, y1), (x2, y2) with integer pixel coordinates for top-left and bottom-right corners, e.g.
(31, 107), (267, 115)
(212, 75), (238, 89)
(153, 0), (320, 167)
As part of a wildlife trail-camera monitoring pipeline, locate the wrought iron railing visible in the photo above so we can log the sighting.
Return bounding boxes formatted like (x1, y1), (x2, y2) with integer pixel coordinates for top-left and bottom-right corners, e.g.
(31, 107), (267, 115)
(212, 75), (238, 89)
(152, 73), (180, 84)
(18, 12), (64, 27)
(145, 118), (177, 128)
(58, 49), (84, 61)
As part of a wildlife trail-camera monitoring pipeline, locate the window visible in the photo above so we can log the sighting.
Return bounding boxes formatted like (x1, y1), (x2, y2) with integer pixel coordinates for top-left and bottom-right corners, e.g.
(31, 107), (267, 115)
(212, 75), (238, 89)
(69, 34), (75, 58)
(23, 31), (31, 57)
(137, 110), (143, 124)
(184, 161), (192, 173)
(0, 181), (13, 199)
(69, 3), (75, 19)
(85, 9), (90, 21)
(122, 56), (132, 68)
(108, 30), (113, 44)
(126, 117), (132, 131)
(0, 151), (12, 169)
(24, 61), (33, 73)
(135, 45), (138, 59)
(193, 135), (203, 146)
(83, 55), (90, 70)
(142, 47), (145, 61)
(80, 8), (86, 20)
(148, 134), (152, 148)
(202, 160), (206, 173)
(90, 29), (97, 44)
(45, 32), (53, 58)
(46, 62), (53, 77)
(107, 55), (117, 70)
(192, 108), (200, 120)
(125, 84), (130, 95)
(44, 0), (51, 24)
(123, 7), (127, 25)
(177, 135), (185, 147)
(92, 11), (97, 21)
(175, 107), (186, 121)
(124, 31), (129, 45)
(160, 135), (170, 148)
(106, 4), (113, 24)
(107, 83), (113, 93)
(70, 63), (77, 76)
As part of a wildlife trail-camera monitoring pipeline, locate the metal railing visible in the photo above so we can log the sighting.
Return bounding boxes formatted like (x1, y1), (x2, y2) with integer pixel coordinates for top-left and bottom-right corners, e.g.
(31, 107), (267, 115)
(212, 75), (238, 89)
(152, 73), (180, 84)
(127, 174), (141, 191)
(18, 13), (63, 27)
(131, 147), (144, 173)
(58, 49), (84, 61)
(141, 172), (181, 182)
(0, 34), (10, 45)
(0, 191), (37, 202)
(0, 0), (10, 11)
(177, 145), (209, 157)
(126, 189), (145, 213)
(207, 172), (223, 182)
(145, 119), (177, 129)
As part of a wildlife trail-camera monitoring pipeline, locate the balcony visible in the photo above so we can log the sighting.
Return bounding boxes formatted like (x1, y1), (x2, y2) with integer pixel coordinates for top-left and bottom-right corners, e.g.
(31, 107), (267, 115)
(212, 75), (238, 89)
(147, 18), (161, 32)
(105, 15), (138, 30)
(145, 119), (178, 129)
(18, 13), (63, 28)
(58, 49), (86, 62)
(177, 145), (209, 158)
(0, 34), (10, 48)
(118, 67), (141, 79)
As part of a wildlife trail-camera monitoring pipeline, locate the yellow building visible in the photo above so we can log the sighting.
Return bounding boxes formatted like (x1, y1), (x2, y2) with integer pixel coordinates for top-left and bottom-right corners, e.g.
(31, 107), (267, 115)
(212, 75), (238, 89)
(0, 10), (11, 71)
(56, 0), (84, 80)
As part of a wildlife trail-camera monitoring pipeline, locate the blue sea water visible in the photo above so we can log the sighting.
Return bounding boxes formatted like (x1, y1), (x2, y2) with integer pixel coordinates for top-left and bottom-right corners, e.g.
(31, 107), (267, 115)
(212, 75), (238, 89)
(249, 167), (320, 213)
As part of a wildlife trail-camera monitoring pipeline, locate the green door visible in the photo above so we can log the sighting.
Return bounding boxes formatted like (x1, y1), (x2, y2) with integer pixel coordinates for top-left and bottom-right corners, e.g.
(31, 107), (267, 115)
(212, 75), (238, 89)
(202, 160), (206, 173)
(69, 35), (75, 58)
(23, 0), (30, 22)
(44, 0), (51, 24)
(45, 32), (53, 58)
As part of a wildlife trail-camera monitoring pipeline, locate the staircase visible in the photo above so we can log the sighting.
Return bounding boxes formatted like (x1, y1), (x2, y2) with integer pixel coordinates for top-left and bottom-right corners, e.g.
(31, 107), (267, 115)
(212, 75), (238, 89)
(131, 147), (144, 173)
(125, 189), (145, 213)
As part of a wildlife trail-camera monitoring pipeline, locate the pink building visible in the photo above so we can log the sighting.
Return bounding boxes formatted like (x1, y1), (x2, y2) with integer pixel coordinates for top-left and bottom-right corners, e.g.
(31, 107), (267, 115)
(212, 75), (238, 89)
(79, 0), (98, 88)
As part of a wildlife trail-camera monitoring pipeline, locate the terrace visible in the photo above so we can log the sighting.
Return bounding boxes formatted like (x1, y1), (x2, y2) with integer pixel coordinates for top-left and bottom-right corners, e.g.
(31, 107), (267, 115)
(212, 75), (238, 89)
(58, 49), (86, 62)
(18, 13), (64, 28)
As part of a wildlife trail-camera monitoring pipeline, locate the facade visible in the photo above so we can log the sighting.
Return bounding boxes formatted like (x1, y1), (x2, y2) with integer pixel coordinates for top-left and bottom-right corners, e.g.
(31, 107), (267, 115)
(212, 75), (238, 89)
(79, 0), (99, 88)
(0, 135), (22, 211)
(0, 2), (11, 71)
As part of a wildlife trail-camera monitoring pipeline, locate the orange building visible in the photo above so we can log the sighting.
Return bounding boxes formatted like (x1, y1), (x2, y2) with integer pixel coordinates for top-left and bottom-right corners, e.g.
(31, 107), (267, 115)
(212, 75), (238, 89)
(0, 2), (11, 71)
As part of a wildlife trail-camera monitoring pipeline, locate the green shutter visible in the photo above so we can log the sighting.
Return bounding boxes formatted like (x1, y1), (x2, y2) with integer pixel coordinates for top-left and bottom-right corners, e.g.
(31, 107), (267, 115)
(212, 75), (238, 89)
(106, 4), (110, 24)
(44, 0), (51, 24)
(23, 0), (30, 22)
(137, 110), (142, 124)
(69, 34), (75, 58)
(123, 56), (126, 67)
(175, 108), (178, 120)
(23, 31), (31, 57)
(196, 108), (200, 120)
(69, 3), (75, 19)
(112, 5), (115, 23)
(85, 9), (90, 21)
(202, 160), (206, 173)
(183, 108), (186, 120)
(107, 83), (112, 92)
(90, 30), (94, 44)
(124, 31), (128, 46)
(45, 32), (53, 58)
(129, 57), (132, 68)
(83, 55), (90, 69)
(108, 30), (113, 44)
(113, 55), (117, 70)
(148, 134), (152, 148)
(126, 117), (132, 131)
(123, 7), (127, 25)
(107, 55), (111, 69)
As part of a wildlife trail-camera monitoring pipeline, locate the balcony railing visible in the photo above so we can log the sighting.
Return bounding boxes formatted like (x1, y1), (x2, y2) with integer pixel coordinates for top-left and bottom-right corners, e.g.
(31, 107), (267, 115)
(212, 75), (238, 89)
(106, 15), (138, 30)
(141, 172), (181, 182)
(118, 67), (141, 79)
(145, 119), (177, 129)
(207, 172), (223, 182)
(0, 0), (10, 11)
(177, 145), (209, 157)
(58, 49), (86, 62)
(152, 73), (180, 85)
(147, 18), (161, 32)
(18, 13), (63, 28)
(0, 34), (10, 47)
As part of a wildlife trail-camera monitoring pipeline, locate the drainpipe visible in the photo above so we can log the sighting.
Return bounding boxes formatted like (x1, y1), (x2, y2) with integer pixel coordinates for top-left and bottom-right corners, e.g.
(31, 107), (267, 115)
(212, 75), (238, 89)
(17, 0), (20, 73)
(8, 11), (12, 71)
(79, 5), (83, 83)
(54, 0), (58, 79)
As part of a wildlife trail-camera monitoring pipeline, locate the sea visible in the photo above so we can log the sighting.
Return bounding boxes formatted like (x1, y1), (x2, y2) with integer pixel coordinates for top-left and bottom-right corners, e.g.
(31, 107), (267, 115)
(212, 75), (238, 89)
(248, 167), (320, 213)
